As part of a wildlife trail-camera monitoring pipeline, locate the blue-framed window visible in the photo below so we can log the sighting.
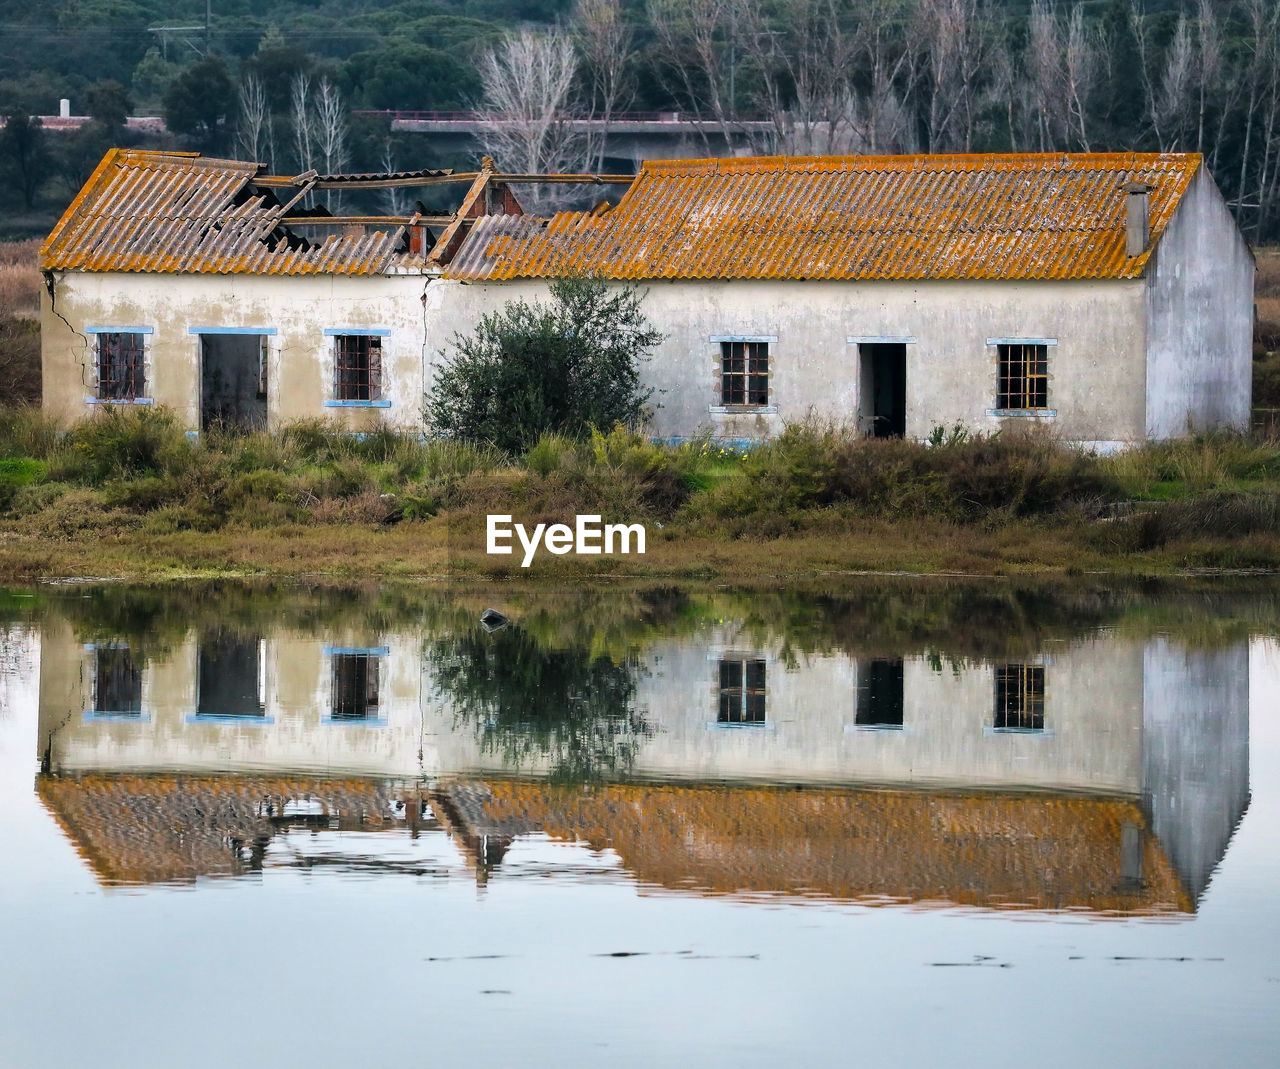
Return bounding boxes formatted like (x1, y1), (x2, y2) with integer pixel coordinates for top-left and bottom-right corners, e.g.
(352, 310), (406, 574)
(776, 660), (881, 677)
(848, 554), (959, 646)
(188, 634), (272, 723)
(717, 657), (766, 725)
(324, 646), (389, 723)
(85, 643), (144, 720)
(85, 327), (152, 404)
(324, 329), (391, 408)
(993, 664), (1045, 732)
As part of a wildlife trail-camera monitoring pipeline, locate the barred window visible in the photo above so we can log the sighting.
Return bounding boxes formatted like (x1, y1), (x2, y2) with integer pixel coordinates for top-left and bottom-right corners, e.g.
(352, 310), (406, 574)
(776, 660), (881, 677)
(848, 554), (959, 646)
(334, 335), (382, 402)
(994, 664), (1045, 731)
(332, 653), (379, 720)
(997, 343), (1048, 410)
(720, 341), (769, 406)
(94, 646), (142, 714)
(97, 332), (146, 400)
(718, 657), (766, 724)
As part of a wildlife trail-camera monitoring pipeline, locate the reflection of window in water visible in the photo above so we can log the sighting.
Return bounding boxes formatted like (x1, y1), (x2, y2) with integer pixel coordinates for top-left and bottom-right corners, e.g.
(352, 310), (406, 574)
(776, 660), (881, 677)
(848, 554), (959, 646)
(718, 658), (766, 724)
(994, 664), (1045, 731)
(856, 658), (904, 728)
(196, 634), (265, 717)
(94, 646), (142, 714)
(332, 653), (379, 720)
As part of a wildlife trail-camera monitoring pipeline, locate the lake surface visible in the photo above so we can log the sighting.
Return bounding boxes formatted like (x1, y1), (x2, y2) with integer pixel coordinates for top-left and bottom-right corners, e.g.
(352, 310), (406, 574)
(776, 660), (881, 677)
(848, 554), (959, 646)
(2, 580), (1278, 1066)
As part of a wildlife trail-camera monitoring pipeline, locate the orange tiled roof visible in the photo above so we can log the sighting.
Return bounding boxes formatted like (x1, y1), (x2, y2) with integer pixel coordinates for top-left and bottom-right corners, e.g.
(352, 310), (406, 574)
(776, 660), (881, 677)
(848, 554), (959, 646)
(39, 149), (442, 275)
(475, 780), (1193, 915)
(444, 152), (1202, 282)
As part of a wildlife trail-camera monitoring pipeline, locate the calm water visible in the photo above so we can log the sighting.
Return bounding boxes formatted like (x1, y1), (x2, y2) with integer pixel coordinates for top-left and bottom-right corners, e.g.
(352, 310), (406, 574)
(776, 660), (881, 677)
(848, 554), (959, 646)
(1, 580), (1279, 1066)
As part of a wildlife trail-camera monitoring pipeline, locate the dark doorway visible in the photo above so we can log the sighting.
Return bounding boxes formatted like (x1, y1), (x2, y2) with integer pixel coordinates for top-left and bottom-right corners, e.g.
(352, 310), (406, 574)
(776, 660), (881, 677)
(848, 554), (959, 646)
(856, 658), (905, 728)
(200, 334), (267, 431)
(860, 343), (906, 438)
(196, 632), (264, 717)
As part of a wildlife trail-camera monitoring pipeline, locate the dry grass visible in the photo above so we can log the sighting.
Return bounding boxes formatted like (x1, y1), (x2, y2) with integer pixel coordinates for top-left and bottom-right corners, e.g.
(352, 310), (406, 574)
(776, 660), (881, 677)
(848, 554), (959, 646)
(0, 240), (40, 320)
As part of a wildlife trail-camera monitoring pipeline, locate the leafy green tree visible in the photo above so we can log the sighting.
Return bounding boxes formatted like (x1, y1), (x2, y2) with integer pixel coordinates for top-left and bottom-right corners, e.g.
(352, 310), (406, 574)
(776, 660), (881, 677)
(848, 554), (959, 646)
(162, 55), (235, 150)
(0, 111), (50, 209)
(427, 623), (649, 782)
(130, 48), (179, 111)
(85, 80), (132, 131)
(342, 42), (481, 110)
(427, 276), (661, 453)
(245, 27), (317, 114)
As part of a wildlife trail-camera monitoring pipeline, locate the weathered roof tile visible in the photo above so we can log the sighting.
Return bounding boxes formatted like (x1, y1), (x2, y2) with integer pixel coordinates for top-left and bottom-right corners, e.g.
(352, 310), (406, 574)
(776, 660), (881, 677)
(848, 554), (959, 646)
(444, 151), (1202, 282)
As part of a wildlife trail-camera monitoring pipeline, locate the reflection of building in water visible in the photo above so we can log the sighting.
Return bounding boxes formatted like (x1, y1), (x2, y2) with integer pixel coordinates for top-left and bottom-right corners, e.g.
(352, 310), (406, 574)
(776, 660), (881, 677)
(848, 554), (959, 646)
(34, 620), (1250, 911)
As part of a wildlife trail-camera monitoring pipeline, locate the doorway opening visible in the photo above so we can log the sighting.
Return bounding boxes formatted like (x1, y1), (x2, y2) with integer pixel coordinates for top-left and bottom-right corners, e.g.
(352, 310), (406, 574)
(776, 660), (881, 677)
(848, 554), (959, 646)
(200, 333), (267, 431)
(859, 343), (906, 438)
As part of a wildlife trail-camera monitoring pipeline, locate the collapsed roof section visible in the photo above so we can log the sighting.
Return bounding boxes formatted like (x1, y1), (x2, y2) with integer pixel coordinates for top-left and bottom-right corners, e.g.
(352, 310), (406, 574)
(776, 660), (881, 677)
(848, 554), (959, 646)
(39, 149), (632, 276)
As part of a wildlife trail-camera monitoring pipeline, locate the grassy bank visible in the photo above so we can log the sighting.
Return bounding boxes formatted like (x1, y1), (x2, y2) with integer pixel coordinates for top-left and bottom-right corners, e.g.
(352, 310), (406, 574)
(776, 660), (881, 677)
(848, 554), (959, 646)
(3, 406), (1280, 581)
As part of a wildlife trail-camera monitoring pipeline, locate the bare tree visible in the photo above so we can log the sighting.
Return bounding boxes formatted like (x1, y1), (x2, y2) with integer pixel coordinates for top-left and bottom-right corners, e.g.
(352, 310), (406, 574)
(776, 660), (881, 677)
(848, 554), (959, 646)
(290, 72), (316, 175)
(574, 0), (635, 170)
(380, 138), (408, 216)
(647, 0), (748, 151)
(236, 74), (271, 166)
(475, 28), (588, 186)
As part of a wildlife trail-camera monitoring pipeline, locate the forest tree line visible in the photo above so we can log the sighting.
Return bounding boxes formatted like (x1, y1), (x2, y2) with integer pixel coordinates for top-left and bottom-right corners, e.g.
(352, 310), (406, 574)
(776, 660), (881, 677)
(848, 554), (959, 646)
(1, 0), (1279, 239)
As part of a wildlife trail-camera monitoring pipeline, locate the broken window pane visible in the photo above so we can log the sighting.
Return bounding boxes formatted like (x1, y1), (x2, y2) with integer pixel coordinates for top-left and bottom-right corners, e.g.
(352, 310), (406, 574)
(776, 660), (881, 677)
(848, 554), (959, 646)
(997, 343), (1049, 410)
(720, 341), (769, 406)
(994, 664), (1045, 731)
(334, 335), (382, 402)
(97, 332), (146, 400)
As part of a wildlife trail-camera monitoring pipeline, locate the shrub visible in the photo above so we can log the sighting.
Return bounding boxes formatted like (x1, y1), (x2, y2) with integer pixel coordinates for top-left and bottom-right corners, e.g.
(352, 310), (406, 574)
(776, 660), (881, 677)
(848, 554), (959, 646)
(57, 406), (192, 481)
(427, 276), (661, 453)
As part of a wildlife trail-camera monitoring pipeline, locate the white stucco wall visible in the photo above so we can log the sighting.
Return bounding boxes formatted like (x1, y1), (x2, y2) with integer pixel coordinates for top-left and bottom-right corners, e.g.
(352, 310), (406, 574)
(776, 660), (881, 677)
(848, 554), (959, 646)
(427, 276), (1150, 446)
(1144, 165), (1255, 437)
(43, 201), (1251, 446)
(42, 271), (432, 432)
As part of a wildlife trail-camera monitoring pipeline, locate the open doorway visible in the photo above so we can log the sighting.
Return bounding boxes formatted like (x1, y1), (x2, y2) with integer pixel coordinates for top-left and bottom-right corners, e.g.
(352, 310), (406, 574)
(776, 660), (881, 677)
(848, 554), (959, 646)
(858, 343), (906, 438)
(200, 333), (267, 431)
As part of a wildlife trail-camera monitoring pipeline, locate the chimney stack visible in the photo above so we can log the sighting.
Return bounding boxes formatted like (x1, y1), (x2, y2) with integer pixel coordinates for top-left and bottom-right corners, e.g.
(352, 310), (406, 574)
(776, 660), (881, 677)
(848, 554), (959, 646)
(1124, 181), (1152, 257)
(59, 98), (70, 119)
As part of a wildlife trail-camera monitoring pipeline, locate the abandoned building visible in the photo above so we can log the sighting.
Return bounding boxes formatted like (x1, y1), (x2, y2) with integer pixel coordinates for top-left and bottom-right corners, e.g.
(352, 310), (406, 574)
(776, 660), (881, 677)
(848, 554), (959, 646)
(40, 148), (1253, 448)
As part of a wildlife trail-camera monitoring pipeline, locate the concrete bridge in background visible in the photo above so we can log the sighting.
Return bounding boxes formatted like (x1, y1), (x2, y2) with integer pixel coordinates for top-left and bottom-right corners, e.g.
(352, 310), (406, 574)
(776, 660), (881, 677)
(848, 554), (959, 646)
(359, 110), (777, 171)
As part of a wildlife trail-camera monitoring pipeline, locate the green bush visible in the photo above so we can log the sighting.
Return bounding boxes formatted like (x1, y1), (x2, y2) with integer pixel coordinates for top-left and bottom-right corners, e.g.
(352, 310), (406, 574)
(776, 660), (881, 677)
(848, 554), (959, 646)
(427, 276), (661, 453)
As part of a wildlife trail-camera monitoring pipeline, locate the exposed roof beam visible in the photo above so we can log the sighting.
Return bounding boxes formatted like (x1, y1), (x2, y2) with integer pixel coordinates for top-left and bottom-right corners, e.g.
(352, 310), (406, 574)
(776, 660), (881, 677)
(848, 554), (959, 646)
(279, 215), (457, 226)
(253, 171), (635, 190)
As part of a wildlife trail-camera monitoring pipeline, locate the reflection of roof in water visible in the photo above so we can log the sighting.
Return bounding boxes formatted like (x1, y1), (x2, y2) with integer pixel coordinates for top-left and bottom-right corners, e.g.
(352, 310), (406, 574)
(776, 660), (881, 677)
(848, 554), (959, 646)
(37, 774), (400, 885)
(37, 774), (1193, 915)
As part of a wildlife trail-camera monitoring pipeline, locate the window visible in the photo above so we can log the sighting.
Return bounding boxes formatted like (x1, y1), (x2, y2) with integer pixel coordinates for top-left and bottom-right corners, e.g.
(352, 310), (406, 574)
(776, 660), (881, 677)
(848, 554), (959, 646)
(334, 334), (382, 402)
(331, 652), (379, 720)
(856, 659), (904, 728)
(720, 341), (769, 407)
(196, 633), (265, 717)
(94, 646), (142, 715)
(996, 343), (1048, 411)
(994, 664), (1045, 731)
(96, 332), (146, 400)
(718, 658), (766, 724)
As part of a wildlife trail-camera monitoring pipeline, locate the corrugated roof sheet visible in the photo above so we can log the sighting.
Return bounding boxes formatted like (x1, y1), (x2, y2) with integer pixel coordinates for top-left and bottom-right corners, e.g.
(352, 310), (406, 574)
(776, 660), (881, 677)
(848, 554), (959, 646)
(444, 152), (1203, 282)
(40, 149), (439, 275)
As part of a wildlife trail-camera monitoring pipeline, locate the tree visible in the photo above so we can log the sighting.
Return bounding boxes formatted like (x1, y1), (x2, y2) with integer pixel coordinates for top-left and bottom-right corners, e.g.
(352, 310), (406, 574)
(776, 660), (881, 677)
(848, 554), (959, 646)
(574, 0), (635, 169)
(85, 81), (132, 132)
(0, 111), (50, 210)
(427, 276), (661, 453)
(475, 28), (588, 181)
(162, 56), (235, 150)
